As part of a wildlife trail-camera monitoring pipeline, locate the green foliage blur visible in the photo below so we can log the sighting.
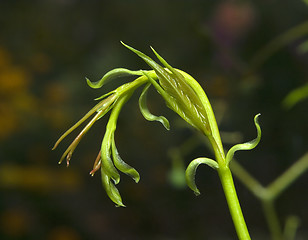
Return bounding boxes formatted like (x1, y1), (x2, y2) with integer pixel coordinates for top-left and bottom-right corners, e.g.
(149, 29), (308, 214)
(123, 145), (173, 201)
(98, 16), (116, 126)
(0, 1), (307, 239)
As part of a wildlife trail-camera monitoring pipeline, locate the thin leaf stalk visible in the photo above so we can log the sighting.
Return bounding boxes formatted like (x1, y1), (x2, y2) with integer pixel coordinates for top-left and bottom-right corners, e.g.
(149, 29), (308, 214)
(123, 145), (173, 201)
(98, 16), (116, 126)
(218, 164), (251, 240)
(262, 200), (283, 240)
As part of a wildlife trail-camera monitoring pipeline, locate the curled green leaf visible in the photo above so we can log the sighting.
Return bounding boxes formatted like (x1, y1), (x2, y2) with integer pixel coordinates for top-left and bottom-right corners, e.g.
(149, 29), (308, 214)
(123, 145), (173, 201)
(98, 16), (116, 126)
(101, 167), (125, 207)
(111, 135), (140, 183)
(139, 83), (170, 130)
(185, 157), (219, 196)
(86, 68), (143, 89)
(101, 132), (120, 184)
(100, 94), (132, 184)
(226, 114), (262, 165)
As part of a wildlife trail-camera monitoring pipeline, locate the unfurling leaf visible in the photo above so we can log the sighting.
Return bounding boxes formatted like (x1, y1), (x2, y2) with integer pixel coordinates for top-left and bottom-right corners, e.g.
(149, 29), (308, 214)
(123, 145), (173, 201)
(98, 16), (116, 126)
(101, 167), (125, 207)
(226, 114), (261, 165)
(121, 42), (210, 136)
(139, 83), (170, 130)
(86, 68), (143, 89)
(111, 136), (140, 183)
(54, 42), (226, 207)
(185, 157), (219, 195)
(101, 95), (132, 184)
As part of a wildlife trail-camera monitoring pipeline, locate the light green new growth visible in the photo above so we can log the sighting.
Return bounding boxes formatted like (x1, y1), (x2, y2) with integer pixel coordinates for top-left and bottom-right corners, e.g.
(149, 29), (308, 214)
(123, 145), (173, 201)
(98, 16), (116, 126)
(139, 83), (170, 130)
(186, 157), (219, 195)
(53, 42), (262, 239)
(226, 114), (261, 165)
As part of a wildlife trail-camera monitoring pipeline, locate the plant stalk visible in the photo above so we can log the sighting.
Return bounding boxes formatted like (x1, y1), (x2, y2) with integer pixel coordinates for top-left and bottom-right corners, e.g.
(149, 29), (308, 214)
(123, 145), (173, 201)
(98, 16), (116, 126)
(218, 165), (251, 240)
(206, 118), (251, 240)
(262, 200), (283, 240)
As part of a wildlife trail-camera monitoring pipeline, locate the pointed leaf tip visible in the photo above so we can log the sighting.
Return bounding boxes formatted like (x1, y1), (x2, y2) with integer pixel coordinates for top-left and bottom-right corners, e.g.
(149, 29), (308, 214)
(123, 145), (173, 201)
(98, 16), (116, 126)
(185, 158), (218, 195)
(111, 138), (140, 183)
(86, 68), (143, 90)
(226, 113), (262, 165)
(85, 77), (91, 85)
(101, 167), (125, 207)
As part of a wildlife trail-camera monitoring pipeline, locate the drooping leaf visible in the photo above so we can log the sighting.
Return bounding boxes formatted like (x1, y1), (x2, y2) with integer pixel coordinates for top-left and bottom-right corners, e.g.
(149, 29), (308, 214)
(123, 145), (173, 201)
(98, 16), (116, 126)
(111, 135), (140, 183)
(100, 106), (121, 184)
(185, 157), (219, 195)
(101, 92), (134, 184)
(86, 68), (143, 89)
(139, 83), (170, 130)
(101, 167), (125, 207)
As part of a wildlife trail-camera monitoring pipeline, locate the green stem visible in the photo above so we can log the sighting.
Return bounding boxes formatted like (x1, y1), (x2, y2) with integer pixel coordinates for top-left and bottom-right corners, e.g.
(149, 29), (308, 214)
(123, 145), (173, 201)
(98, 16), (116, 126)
(218, 165), (251, 240)
(230, 156), (308, 240)
(230, 160), (283, 240)
(262, 200), (283, 240)
(203, 112), (250, 239)
(267, 152), (308, 199)
(283, 215), (300, 240)
(201, 109), (251, 239)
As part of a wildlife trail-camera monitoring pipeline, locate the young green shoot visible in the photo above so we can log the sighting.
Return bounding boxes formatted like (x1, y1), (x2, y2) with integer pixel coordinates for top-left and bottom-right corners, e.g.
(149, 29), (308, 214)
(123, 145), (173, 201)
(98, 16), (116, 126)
(53, 43), (262, 239)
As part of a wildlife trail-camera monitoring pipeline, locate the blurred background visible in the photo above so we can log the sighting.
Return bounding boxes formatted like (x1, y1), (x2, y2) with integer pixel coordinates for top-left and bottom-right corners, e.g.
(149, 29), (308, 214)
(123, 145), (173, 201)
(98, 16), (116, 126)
(0, 0), (307, 239)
